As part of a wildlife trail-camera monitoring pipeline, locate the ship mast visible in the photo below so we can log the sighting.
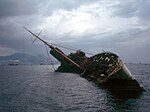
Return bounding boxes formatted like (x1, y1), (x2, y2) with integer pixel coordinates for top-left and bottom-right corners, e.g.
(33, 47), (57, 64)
(23, 27), (82, 69)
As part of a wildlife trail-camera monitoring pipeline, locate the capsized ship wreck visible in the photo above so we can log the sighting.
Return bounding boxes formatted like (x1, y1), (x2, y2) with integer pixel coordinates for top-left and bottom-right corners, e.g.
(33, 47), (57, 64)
(24, 27), (144, 93)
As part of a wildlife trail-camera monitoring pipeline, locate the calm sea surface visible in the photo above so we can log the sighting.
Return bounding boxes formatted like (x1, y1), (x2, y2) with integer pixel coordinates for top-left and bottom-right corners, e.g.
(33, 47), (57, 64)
(0, 64), (150, 112)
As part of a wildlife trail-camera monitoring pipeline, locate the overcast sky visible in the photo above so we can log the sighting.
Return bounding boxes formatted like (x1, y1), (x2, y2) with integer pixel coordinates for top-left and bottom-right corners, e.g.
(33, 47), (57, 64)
(0, 0), (150, 63)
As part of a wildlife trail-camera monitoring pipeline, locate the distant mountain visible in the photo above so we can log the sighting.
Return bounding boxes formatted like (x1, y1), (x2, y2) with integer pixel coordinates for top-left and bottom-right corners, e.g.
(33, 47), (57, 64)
(0, 53), (58, 65)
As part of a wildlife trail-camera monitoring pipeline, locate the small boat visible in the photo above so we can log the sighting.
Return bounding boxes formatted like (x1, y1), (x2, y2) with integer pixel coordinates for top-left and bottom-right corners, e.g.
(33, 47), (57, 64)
(8, 60), (21, 66)
(24, 27), (144, 94)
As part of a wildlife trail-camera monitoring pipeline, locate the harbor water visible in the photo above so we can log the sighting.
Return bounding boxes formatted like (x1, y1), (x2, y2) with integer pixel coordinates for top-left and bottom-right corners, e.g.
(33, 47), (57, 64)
(0, 64), (150, 112)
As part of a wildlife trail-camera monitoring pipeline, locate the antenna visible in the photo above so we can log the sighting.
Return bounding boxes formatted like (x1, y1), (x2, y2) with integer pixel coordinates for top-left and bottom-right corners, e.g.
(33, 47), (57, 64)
(32, 30), (42, 44)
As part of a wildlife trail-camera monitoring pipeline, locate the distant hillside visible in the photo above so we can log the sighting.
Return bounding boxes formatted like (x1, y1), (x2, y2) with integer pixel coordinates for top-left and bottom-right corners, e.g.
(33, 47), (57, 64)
(0, 53), (59, 65)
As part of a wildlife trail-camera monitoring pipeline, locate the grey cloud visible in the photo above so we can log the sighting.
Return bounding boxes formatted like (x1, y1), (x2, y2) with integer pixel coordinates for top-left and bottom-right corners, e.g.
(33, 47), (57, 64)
(0, 0), (149, 63)
(0, 0), (99, 18)
(1, 24), (149, 63)
(54, 27), (150, 63)
(0, 33), (47, 56)
(112, 1), (139, 18)
(0, 18), (46, 55)
(137, 0), (150, 21)
(0, 0), (44, 18)
(42, 0), (99, 16)
(112, 0), (150, 21)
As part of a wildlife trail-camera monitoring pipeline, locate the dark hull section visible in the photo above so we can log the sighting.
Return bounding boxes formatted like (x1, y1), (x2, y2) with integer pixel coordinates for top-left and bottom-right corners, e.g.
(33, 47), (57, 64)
(83, 76), (144, 98)
(24, 27), (144, 98)
(101, 79), (144, 98)
(56, 64), (82, 73)
(82, 73), (144, 90)
(99, 79), (143, 91)
(50, 49), (83, 73)
(51, 49), (144, 95)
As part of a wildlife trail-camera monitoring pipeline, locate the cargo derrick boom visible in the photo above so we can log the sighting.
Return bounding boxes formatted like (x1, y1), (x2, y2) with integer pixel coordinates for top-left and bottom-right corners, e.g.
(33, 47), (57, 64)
(23, 27), (82, 70)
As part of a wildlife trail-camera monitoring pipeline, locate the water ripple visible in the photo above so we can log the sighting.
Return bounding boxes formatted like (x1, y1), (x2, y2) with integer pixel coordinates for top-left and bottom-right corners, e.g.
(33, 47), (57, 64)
(0, 64), (149, 112)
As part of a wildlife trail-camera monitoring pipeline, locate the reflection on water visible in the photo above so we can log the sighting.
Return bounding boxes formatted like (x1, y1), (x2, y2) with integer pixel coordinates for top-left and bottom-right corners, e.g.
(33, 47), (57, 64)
(0, 64), (149, 112)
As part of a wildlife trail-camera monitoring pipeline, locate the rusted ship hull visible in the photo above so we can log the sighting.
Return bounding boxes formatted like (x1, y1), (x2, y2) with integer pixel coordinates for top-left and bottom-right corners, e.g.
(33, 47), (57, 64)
(24, 27), (144, 94)
(82, 64), (144, 92)
(51, 50), (144, 91)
